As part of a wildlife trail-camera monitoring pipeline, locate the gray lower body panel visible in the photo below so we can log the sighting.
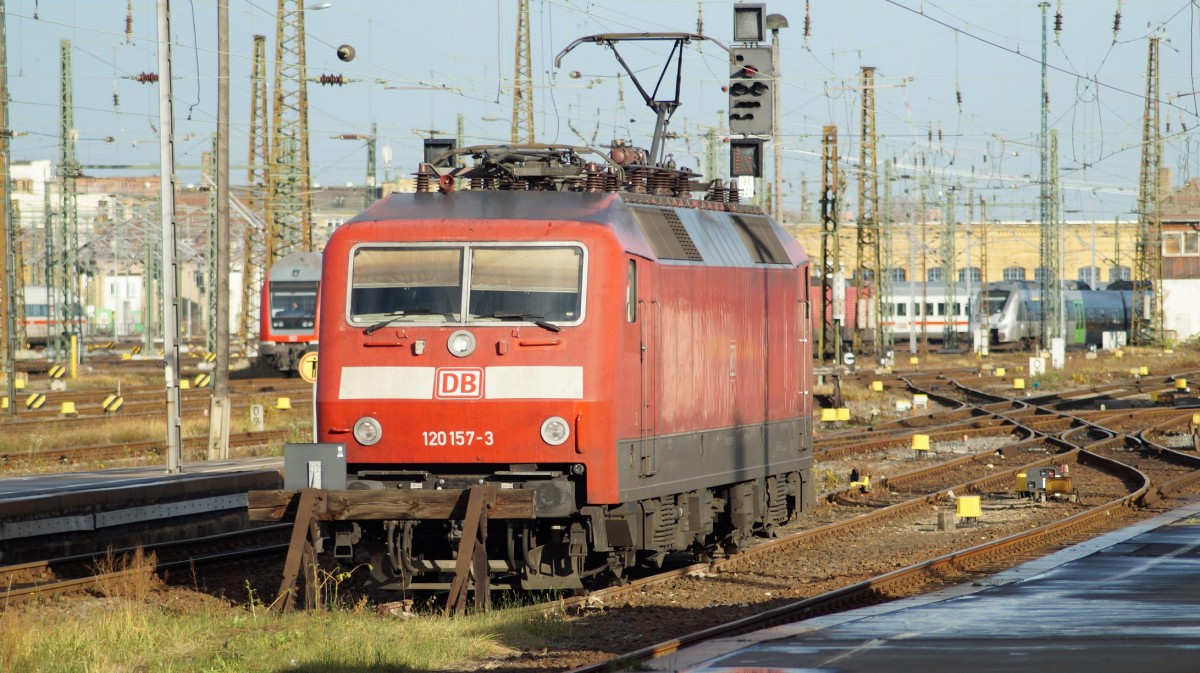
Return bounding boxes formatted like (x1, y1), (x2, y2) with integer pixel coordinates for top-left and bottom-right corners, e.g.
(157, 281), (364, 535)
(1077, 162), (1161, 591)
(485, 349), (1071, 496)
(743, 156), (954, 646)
(616, 417), (812, 503)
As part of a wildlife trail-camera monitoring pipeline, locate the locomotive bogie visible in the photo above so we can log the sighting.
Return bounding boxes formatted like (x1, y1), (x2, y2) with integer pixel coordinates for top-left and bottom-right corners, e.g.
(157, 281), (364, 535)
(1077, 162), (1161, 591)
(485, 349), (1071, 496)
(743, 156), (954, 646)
(333, 471), (806, 591)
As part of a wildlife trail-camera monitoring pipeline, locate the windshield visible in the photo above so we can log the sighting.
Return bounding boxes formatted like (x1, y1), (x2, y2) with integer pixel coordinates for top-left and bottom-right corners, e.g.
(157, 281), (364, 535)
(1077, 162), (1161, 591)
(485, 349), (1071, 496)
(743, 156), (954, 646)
(468, 247), (583, 322)
(986, 290), (1010, 315)
(350, 247), (463, 322)
(349, 244), (584, 325)
(270, 281), (318, 330)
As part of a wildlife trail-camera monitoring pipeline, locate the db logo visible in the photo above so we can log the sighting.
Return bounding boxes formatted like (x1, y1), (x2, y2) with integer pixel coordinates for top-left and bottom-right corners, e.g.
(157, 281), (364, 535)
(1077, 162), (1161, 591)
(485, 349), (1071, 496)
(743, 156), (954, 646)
(435, 368), (483, 399)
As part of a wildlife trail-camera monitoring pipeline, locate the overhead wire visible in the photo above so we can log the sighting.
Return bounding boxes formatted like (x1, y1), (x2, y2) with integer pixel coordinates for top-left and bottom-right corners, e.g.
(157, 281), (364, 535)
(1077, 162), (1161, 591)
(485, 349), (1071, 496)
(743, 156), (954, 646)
(2, 0), (1193, 218)
(950, 31), (962, 165)
(183, 0), (201, 120)
(1191, 0), (1198, 118)
(882, 0), (1200, 120)
(541, 0), (562, 145)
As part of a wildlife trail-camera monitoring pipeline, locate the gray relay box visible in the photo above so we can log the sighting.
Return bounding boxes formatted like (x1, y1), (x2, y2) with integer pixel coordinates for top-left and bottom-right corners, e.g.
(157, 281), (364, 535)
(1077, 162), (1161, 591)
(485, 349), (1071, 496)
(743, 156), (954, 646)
(284, 443), (347, 490)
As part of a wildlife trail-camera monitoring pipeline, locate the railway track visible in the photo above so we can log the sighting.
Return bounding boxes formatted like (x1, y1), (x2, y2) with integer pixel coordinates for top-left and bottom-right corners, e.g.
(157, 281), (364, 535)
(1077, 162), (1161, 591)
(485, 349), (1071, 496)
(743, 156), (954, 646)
(0, 525), (292, 604)
(554, 370), (1195, 673)
(0, 378), (310, 422)
(0, 429), (291, 468)
(0, 393), (312, 435)
(6, 365), (1199, 672)
(0, 379), (309, 467)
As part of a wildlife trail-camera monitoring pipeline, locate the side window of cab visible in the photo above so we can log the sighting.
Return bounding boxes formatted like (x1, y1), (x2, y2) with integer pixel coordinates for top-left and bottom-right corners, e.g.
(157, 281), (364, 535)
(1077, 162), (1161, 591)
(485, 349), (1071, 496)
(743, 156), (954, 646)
(626, 260), (637, 323)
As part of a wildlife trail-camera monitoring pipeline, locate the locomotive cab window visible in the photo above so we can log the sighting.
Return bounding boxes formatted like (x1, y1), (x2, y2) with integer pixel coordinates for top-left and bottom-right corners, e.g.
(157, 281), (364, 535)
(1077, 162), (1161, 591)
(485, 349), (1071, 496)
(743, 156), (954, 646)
(348, 243), (585, 327)
(350, 247), (464, 323)
(468, 246), (583, 323)
(626, 260), (637, 323)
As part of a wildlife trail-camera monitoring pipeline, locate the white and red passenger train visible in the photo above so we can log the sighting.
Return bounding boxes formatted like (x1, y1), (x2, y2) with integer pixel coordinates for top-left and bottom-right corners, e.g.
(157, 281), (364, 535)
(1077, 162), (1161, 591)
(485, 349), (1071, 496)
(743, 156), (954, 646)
(290, 144), (816, 591)
(22, 285), (85, 346)
(258, 251), (321, 374)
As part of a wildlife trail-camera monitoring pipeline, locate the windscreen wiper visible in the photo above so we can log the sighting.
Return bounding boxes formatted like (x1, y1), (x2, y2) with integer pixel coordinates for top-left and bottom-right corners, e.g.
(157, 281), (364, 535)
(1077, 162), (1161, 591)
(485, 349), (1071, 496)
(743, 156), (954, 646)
(363, 311), (406, 335)
(363, 307), (445, 334)
(492, 311), (561, 333)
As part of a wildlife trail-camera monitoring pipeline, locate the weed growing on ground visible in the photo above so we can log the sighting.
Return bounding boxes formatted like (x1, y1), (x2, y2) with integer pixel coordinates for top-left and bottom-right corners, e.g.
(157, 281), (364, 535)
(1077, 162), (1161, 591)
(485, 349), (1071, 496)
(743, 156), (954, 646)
(1, 594), (570, 672)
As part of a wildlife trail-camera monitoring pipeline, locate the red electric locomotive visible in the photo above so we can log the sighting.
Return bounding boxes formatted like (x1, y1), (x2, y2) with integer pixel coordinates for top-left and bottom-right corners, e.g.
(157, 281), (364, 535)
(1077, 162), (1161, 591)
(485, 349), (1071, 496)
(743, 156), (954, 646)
(256, 31), (815, 597)
(276, 144), (815, 592)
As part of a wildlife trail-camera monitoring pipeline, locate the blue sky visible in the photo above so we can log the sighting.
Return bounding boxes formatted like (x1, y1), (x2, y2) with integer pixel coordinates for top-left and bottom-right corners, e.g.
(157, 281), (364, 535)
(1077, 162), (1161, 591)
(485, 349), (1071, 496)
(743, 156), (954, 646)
(5, 0), (1200, 221)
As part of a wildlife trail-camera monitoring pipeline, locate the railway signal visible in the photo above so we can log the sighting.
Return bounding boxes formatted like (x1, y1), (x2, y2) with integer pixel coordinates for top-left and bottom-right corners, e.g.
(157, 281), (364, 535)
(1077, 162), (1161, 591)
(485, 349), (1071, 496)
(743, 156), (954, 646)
(732, 3), (767, 42)
(730, 137), (765, 178)
(728, 46), (774, 136)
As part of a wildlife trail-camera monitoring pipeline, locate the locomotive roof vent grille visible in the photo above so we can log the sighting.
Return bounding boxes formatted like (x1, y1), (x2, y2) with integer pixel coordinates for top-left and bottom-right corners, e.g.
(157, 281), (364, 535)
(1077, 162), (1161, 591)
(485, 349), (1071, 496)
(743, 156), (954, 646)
(664, 210), (704, 261)
(731, 215), (790, 264)
(630, 207), (704, 262)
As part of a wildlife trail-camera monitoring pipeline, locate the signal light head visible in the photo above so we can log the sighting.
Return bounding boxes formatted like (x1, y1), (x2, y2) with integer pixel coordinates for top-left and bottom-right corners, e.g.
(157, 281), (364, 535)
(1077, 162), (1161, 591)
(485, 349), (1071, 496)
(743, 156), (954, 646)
(728, 46), (774, 135)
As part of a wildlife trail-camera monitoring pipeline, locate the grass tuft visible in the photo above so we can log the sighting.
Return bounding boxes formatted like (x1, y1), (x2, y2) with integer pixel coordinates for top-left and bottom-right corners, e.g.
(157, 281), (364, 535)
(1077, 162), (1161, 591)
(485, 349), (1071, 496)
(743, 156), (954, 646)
(91, 546), (159, 603)
(0, 596), (570, 673)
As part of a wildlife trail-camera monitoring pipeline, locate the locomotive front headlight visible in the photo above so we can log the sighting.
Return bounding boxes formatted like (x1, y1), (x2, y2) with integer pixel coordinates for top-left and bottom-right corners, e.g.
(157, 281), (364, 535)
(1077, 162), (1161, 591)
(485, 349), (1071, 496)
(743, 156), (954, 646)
(353, 417), (383, 446)
(447, 330), (476, 358)
(540, 416), (570, 446)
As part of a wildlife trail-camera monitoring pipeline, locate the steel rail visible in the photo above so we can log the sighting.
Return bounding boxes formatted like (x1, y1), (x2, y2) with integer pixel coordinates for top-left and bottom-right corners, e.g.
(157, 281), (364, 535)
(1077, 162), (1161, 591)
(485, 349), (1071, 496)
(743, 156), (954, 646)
(1134, 411), (1200, 495)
